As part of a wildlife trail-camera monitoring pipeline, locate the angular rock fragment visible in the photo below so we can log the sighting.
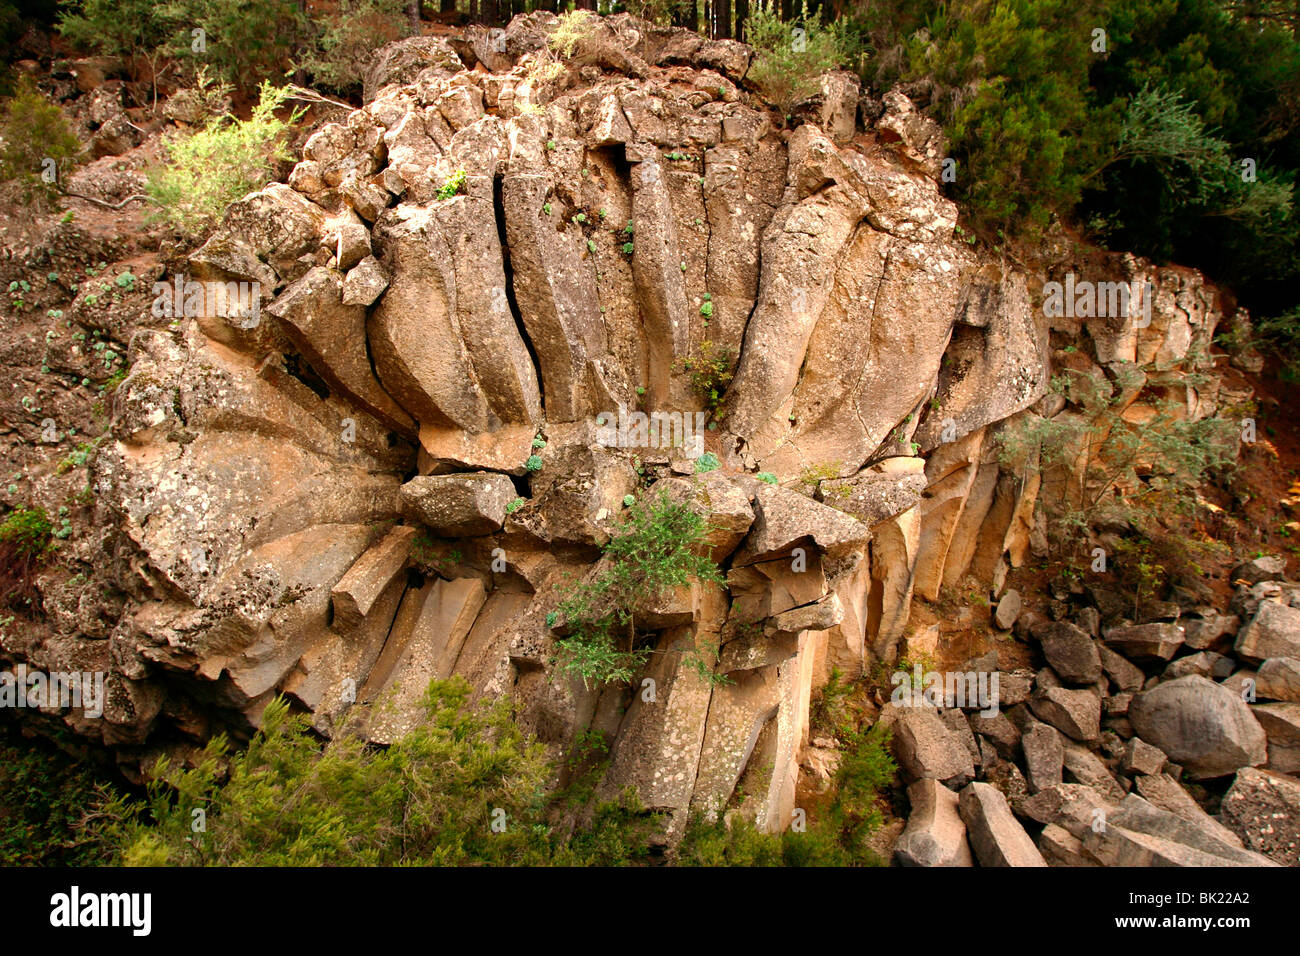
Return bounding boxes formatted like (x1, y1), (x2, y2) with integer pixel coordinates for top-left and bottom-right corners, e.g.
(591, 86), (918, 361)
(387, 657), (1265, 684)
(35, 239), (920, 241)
(892, 708), (975, 790)
(1038, 621), (1102, 684)
(894, 779), (973, 867)
(1236, 601), (1300, 662)
(958, 782), (1047, 867)
(399, 473), (517, 536)
(1030, 684), (1101, 742)
(1121, 737), (1166, 776)
(1253, 701), (1300, 773)
(1021, 720), (1064, 793)
(330, 525), (417, 633)
(1255, 657), (1300, 703)
(1103, 622), (1184, 662)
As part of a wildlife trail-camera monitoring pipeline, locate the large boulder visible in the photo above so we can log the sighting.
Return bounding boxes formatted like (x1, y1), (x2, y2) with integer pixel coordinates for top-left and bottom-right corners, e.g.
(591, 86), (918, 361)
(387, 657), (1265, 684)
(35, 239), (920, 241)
(1128, 675), (1268, 779)
(892, 708), (975, 790)
(363, 36), (464, 103)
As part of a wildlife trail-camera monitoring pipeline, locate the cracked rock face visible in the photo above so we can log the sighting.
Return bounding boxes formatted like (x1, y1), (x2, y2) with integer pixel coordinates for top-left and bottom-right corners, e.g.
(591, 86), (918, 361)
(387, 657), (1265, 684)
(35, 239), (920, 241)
(10, 14), (1230, 835)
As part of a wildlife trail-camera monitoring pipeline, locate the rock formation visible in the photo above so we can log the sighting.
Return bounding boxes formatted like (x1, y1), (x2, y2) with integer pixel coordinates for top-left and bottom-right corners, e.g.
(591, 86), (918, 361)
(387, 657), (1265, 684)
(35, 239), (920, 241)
(4, 13), (1287, 863)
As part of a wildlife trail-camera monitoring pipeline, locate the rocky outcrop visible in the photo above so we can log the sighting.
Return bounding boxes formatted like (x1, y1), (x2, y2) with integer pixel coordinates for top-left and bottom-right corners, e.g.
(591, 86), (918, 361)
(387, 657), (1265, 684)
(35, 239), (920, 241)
(2, 13), (1274, 863)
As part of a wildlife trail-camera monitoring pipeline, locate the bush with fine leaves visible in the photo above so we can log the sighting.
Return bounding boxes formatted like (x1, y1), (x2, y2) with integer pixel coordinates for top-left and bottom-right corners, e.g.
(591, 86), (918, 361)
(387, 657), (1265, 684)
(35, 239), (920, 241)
(145, 80), (299, 239)
(0, 77), (80, 204)
(113, 677), (657, 866)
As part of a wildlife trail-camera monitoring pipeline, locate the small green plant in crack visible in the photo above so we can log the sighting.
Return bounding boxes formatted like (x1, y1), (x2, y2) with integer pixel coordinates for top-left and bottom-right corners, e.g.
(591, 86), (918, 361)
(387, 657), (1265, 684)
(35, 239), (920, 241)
(676, 339), (735, 414)
(436, 169), (467, 201)
(694, 452), (720, 474)
(550, 487), (724, 687)
(756, 471), (778, 485)
(799, 461), (842, 493)
(411, 533), (464, 575)
(506, 497), (525, 515)
(56, 440), (100, 475)
(525, 454), (543, 472)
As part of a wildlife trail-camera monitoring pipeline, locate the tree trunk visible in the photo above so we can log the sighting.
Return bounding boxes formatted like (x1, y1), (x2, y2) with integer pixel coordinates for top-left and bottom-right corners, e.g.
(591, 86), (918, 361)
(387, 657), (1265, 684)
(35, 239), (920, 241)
(440, 0), (456, 14)
(735, 0), (748, 42)
(780, 0), (794, 21)
(406, 0), (421, 30)
(713, 0), (731, 38)
(672, 0), (695, 28)
(480, 0), (498, 25)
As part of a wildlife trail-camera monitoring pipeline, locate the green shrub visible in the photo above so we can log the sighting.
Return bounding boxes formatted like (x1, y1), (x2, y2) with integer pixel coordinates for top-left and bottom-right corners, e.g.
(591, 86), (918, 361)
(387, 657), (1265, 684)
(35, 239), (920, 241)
(552, 488), (723, 686)
(678, 720), (895, 866)
(0, 77), (81, 204)
(852, 0), (1300, 321)
(998, 372), (1240, 547)
(745, 3), (858, 114)
(547, 9), (598, 59)
(298, 0), (414, 95)
(163, 0), (310, 89)
(146, 81), (300, 238)
(112, 677), (657, 866)
(0, 722), (121, 865)
(0, 507), (54, 561)
(0, 506), (55, 609)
